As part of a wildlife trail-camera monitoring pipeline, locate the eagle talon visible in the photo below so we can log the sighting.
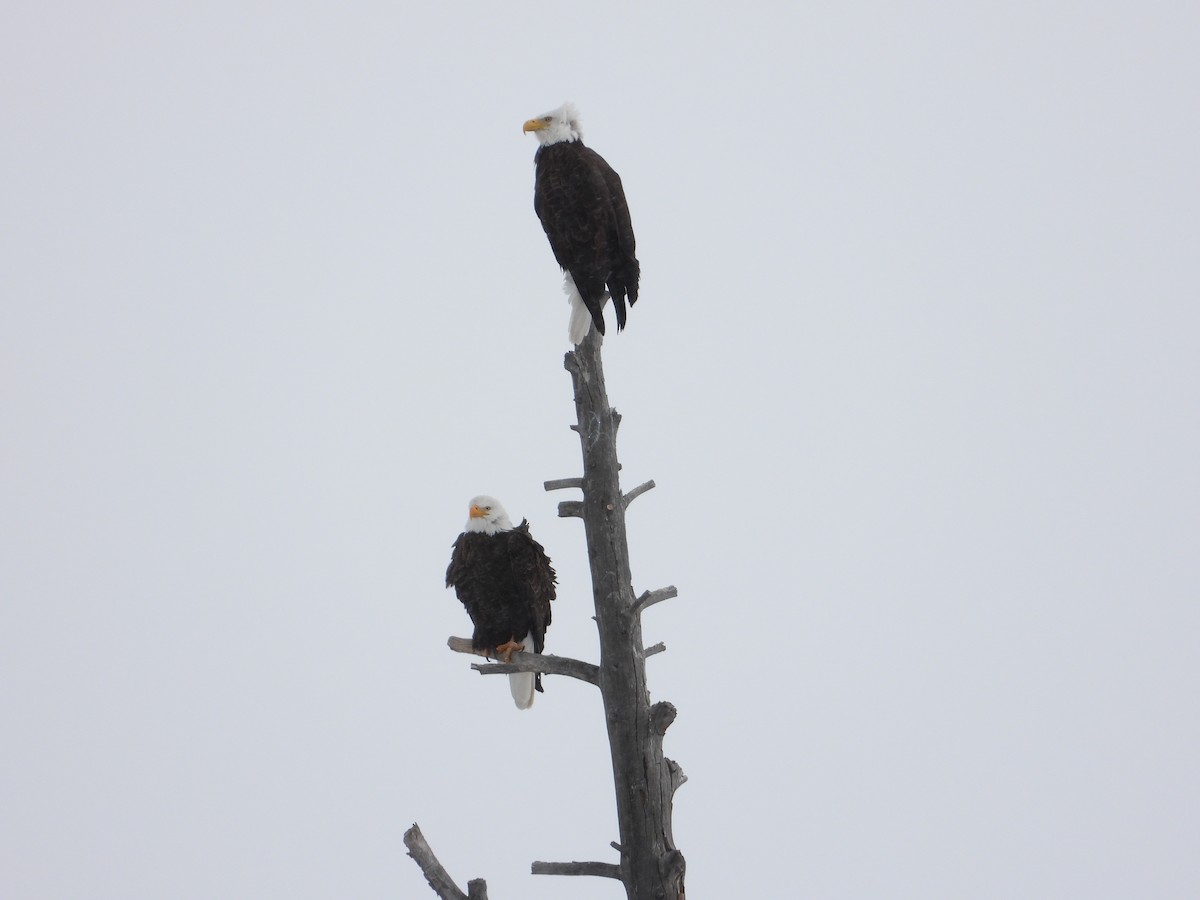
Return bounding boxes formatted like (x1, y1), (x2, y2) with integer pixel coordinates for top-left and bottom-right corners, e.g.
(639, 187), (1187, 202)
(495, 639), (525, 663)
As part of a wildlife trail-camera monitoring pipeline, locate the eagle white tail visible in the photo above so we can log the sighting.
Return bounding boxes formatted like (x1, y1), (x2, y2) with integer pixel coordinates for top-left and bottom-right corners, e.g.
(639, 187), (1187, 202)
(509, 632), (537, 709)
(568, 294), (593, 345)
(563, 273), (609, 345)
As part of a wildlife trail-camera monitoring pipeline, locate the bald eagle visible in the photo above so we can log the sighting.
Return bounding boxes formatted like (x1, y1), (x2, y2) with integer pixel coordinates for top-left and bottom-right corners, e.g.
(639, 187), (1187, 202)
(523, 102), (640, 344)
(445, 496), (556, 709)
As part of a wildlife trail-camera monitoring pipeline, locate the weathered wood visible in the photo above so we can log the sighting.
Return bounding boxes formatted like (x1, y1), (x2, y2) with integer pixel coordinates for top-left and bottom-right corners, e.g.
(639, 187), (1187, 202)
(531, 860), (623, 879)
(633, 586), (678, 614)
(650, 701), (677, 735)
(556, 500), (584, 518)
(404, 823), (476, 900)
(622, 479), (656, 507)
(544, 477), (585, 491)
(563, 329), (686, 900)
(446, 636), (599, 686)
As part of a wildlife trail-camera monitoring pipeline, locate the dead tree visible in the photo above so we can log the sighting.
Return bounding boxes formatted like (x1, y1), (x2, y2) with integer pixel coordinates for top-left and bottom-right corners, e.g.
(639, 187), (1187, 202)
(408, 328), (686, 900)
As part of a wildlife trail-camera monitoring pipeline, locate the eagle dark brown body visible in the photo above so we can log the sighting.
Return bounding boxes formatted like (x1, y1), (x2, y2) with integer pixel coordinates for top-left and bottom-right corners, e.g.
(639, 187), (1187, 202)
(446, 520), (556, 693)
(533, 139), (639, 336)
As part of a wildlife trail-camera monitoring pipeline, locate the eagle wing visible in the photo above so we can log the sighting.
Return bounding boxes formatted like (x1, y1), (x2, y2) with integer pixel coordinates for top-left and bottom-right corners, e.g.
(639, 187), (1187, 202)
(534, 147), (612, 271)
(601, 161), (637, 274)
(507, 520), (556, 653)
(534, 144), (622, 332)
(586, 146), (640, 321)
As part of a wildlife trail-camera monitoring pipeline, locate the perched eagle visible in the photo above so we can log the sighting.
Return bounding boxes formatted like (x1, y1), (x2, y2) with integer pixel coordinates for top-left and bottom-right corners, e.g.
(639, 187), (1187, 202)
(445, 495), (556, 709)
(523, 102), (640, 344)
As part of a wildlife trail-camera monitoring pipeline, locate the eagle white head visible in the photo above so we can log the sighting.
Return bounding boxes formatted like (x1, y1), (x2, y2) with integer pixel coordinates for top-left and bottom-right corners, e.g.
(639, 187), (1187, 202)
(522, 102), (582, 145)
(464, 495), (514, 535)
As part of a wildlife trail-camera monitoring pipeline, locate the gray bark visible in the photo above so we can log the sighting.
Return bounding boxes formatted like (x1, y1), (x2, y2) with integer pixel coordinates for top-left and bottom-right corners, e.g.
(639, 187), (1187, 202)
(403, 824), (483, 900)
(555, 329), (686, 900)
(530, 860), (623, 879)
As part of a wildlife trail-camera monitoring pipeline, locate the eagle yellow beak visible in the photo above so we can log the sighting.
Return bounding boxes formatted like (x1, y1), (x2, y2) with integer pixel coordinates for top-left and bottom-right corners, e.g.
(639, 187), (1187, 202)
(469, 504), (487, 518)
(522, 118), (547, 133)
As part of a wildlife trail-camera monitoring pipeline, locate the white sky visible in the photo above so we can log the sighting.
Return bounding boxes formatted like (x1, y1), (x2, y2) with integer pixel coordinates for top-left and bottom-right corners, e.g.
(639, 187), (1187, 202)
(2, 2), (1198, 898)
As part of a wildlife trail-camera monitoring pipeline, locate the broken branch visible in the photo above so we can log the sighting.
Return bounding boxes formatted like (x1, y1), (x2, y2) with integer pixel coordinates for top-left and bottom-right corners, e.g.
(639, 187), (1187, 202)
(622, 479), (655, 507)
(531, 860), (622, 880)
(404, 823), (479, 900)
(557, 500), (584, 518)
(633, 586), (678, 614)
(544, 477), (584, 491)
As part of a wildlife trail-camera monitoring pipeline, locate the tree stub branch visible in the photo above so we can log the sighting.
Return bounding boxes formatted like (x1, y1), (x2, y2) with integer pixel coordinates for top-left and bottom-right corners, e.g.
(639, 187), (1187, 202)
(557, 500), (584, 518)
(544, 477), (584, 491)
(633, 586), (678, 614)
(404, 823), (481, 900)
(644, 642), (666, 658)
(531, 861), (623, 880)
(622, 479), (656, 508)
(650, 701), (678, 735)
(447, 636), (599, 686)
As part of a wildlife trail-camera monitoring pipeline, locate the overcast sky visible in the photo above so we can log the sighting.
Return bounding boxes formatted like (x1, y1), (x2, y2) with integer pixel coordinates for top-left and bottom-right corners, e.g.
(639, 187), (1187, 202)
(2, 2), (1198, 898)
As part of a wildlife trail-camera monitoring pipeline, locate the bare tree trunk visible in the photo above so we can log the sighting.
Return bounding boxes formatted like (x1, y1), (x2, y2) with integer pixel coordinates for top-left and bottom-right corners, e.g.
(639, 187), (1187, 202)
(558, 329), (686, 900)
(413, 329), (685, 899)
